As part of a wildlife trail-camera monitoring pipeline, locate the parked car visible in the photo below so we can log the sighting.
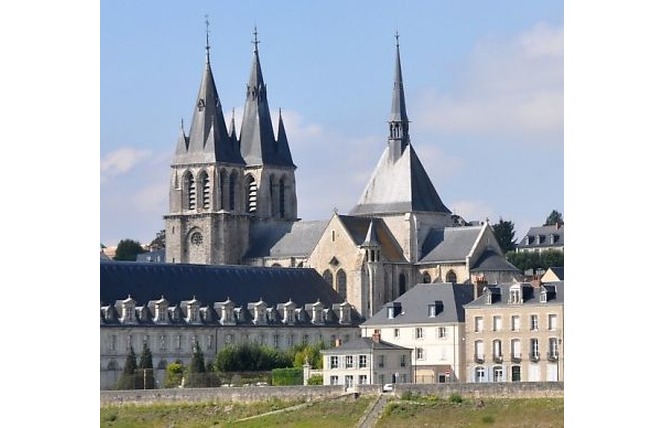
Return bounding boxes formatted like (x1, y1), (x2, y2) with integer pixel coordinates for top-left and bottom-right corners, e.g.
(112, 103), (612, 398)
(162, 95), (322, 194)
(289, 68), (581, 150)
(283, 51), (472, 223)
(383, 383), (393, 392)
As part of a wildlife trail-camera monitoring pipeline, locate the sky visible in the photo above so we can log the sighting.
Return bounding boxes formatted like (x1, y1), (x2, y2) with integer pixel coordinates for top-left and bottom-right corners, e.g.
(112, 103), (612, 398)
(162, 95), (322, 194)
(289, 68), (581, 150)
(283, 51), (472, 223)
(100, 0), (564, 247)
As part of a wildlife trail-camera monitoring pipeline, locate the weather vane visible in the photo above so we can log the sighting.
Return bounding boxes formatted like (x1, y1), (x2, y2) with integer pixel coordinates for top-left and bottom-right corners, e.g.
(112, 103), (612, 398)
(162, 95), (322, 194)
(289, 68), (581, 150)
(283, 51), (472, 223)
(205, 15), (211, 57)
(253, 26), (260, 52)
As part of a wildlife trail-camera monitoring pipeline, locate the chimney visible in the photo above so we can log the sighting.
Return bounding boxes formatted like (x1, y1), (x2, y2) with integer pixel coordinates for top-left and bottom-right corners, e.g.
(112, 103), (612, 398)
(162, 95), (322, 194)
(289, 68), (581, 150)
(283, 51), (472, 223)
(371, 330), (381, 343)
(555, 222), (560, 230)
(335, 339), (342, 347)
(531, 277), (542, 288)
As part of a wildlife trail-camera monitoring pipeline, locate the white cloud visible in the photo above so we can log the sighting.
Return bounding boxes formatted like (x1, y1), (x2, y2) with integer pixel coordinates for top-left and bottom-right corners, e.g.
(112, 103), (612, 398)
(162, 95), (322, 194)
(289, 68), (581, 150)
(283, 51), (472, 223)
(414, 22), (563, 144)
(100, 147), (152, 182)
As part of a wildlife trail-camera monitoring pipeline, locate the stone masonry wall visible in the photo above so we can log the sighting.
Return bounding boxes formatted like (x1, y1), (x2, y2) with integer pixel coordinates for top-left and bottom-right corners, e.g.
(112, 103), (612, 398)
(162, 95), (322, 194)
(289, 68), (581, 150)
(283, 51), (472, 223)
(100, 382), (562, 406)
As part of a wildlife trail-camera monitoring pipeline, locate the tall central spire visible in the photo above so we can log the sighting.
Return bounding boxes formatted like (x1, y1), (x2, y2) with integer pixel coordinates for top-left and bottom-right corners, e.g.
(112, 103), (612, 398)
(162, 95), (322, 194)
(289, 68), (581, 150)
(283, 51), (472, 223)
(388, 31), (410, 161)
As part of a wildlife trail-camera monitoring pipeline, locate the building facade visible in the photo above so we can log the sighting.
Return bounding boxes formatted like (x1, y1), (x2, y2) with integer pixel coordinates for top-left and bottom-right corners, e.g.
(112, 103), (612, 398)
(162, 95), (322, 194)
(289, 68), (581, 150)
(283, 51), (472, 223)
(360, 283), (475, 384)
(516, 224), (564, 254)
(320, 333), (412, 388)
(100, 261), (362, 389)
(463, 281), (564, 383)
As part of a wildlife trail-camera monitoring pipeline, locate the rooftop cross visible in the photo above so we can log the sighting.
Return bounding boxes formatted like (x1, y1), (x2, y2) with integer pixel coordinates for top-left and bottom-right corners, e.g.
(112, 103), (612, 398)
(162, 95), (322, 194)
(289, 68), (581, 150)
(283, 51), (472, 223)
(253, 26), (260, 53)
(205, 15), (211, 62)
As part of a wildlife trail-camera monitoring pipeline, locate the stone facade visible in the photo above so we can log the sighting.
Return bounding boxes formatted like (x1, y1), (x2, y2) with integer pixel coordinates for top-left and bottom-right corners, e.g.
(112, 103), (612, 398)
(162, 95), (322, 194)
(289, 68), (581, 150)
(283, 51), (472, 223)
(464, 281), (564, 383)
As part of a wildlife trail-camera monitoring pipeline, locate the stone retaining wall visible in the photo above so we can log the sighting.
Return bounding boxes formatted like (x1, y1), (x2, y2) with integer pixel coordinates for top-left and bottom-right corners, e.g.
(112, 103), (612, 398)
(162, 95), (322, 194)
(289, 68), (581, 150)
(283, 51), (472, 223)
(100, 382), (563, 406)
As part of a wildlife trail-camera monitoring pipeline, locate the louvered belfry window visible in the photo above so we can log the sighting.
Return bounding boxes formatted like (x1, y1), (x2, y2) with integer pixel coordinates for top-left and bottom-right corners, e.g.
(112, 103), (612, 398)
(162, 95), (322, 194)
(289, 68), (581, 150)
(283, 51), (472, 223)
(186, 172), (196, 210)
(202, 172), (210, 209)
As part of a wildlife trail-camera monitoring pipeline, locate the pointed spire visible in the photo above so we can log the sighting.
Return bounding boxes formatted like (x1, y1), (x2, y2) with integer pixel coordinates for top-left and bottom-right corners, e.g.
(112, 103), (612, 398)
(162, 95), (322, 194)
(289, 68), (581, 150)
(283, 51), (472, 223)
(276, 108), (294, 165)
(238, 28), (295, 167)
(388, 31), (410, 160)
(174, 20), (243, 165)
(229, 107), (238, 147)
(362, 219), (380, 247)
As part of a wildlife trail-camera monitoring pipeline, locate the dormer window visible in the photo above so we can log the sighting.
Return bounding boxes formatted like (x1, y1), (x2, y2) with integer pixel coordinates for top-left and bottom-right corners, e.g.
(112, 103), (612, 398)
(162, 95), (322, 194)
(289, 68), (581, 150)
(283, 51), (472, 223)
(121, 297), (136, 324)
(186, 299), (200, 324)
(339, 302), (351, 324)
(540, 289), (548, 303)
(509, 286), (522, 304)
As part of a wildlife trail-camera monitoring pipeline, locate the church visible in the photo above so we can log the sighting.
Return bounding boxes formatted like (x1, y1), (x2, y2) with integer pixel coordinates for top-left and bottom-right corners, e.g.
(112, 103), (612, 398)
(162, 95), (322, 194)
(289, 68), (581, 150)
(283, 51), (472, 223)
(163, 30), (520, 319)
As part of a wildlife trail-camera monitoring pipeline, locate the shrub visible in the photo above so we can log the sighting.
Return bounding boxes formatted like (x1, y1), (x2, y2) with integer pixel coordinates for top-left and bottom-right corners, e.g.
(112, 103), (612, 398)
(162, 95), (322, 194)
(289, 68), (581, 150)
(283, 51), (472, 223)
(307, 374), (323, 385)
(272, 367), (303, 386)
(448, 393), (463, 404)
(482, 415), (495, 424)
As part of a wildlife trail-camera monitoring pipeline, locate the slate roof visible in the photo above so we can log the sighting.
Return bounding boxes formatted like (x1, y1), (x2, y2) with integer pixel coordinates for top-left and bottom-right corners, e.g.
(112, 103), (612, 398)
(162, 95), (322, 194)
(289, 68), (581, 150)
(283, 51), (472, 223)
(464, 281), (564, 308)
(517, 224), (564, 249)
(320, 337), (412, 353)
(419, 226), (483, 263)
(337, 215), (405, 262)
(362, 282), (476, 327)
(238, 41), (295, 167)
(173, 51), (244, 166)
(100, 261), (363, 324)
(245, 221), (327, 259)
(470, 248), (521, 273)
(349, 145), (451, 216)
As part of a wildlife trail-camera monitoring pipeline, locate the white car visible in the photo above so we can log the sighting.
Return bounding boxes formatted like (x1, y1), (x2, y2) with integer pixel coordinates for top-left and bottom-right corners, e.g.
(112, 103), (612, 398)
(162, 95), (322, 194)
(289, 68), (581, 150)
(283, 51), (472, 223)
(382, 383), (394, 392)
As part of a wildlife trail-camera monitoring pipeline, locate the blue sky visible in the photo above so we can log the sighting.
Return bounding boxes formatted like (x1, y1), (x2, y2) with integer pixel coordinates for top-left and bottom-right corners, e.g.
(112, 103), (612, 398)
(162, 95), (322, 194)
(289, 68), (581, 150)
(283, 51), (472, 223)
(101, 0), (563, 246)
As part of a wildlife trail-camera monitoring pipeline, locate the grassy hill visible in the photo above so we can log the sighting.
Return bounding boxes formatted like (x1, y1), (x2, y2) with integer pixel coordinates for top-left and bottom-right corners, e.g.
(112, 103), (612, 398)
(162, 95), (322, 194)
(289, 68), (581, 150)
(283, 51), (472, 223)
(100, 393), (563, 427)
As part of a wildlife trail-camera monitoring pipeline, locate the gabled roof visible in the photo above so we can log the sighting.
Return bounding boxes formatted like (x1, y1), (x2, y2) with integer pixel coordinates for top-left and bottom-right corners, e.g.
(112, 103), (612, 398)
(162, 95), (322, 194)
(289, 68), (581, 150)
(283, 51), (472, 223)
(419, 225), (483, 263)
(100, 261), (362, 324)
(245, 221), (327, 259)
(349, 145), (451, 216)
(546, 267), (564, 281)
(320, 337), (411, 353)
(470, 248), (521, 273)
(336, 215), (404, 262)
(362, 283), (476, 327)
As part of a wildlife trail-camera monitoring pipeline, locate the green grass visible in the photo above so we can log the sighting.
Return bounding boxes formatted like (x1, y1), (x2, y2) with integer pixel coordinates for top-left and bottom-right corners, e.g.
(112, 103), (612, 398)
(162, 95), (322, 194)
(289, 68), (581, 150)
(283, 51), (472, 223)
(100, 395), (563, 428)
(376, 397), (564, 428)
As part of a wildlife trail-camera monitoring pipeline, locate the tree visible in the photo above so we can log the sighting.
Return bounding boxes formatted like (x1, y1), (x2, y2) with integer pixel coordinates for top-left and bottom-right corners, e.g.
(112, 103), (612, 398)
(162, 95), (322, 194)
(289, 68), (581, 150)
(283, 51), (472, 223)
(185, 341), (207, 387)
(506, 249), (564, 273)
(138, 342), (155, 389)
(293, 343), (326, 369)
(116, 345), (138, 389)
(114, 239), (147, 261)
(149, 229), (166, 250)
(492, 218), (517, 254)
(545, 210), (564, 226)
(164, 361), (185, 388)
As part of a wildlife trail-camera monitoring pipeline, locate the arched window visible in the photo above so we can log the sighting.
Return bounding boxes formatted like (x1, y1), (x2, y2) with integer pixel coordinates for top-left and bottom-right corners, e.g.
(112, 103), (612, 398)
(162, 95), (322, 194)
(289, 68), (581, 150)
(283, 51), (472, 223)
(446, 270), (457, 284)
(229, 171), (237, 211)
(492, 366), (504, 382)
(201, 171), (210, 209)
(322, 269), (333, 286)
(398, 274), (406, 295)
(423, 272), (431, 284)
(279, 176), (286, 218)
(336, 269), (347, 300)
(269, 175), (277, 216)
(271, 263), (282, 267)
(184, 171), (195, 210)
(219, 170), (227, 210)
(245, 175), (258, 213)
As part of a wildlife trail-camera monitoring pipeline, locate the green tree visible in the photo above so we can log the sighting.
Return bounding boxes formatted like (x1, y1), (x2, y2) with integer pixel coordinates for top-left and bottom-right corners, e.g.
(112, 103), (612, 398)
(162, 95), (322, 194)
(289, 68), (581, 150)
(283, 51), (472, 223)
(113, 239), (147, 261)
(545, 210), (564, 226)
(138, 342), (155, 389)
(293, 342), (326, 369)
(149, 229), (166, 250)
(506, 249), (564, 273)
(116, 345), (138, 389)
(215, 343), (292, 372)
(164, 361), (184, 388)
(492, 218), (517, 253)
(185, 342), (207, 387)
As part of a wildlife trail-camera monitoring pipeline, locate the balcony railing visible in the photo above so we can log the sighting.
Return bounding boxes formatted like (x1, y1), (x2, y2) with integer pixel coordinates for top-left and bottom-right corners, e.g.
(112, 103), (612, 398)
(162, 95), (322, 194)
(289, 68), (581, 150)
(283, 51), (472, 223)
(510, 352), (522, 362)
(492, 353), (503, 363)
(474, 353), (485, 363)
(547, 351), (559, 361)
(529, 351), (540, 362)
